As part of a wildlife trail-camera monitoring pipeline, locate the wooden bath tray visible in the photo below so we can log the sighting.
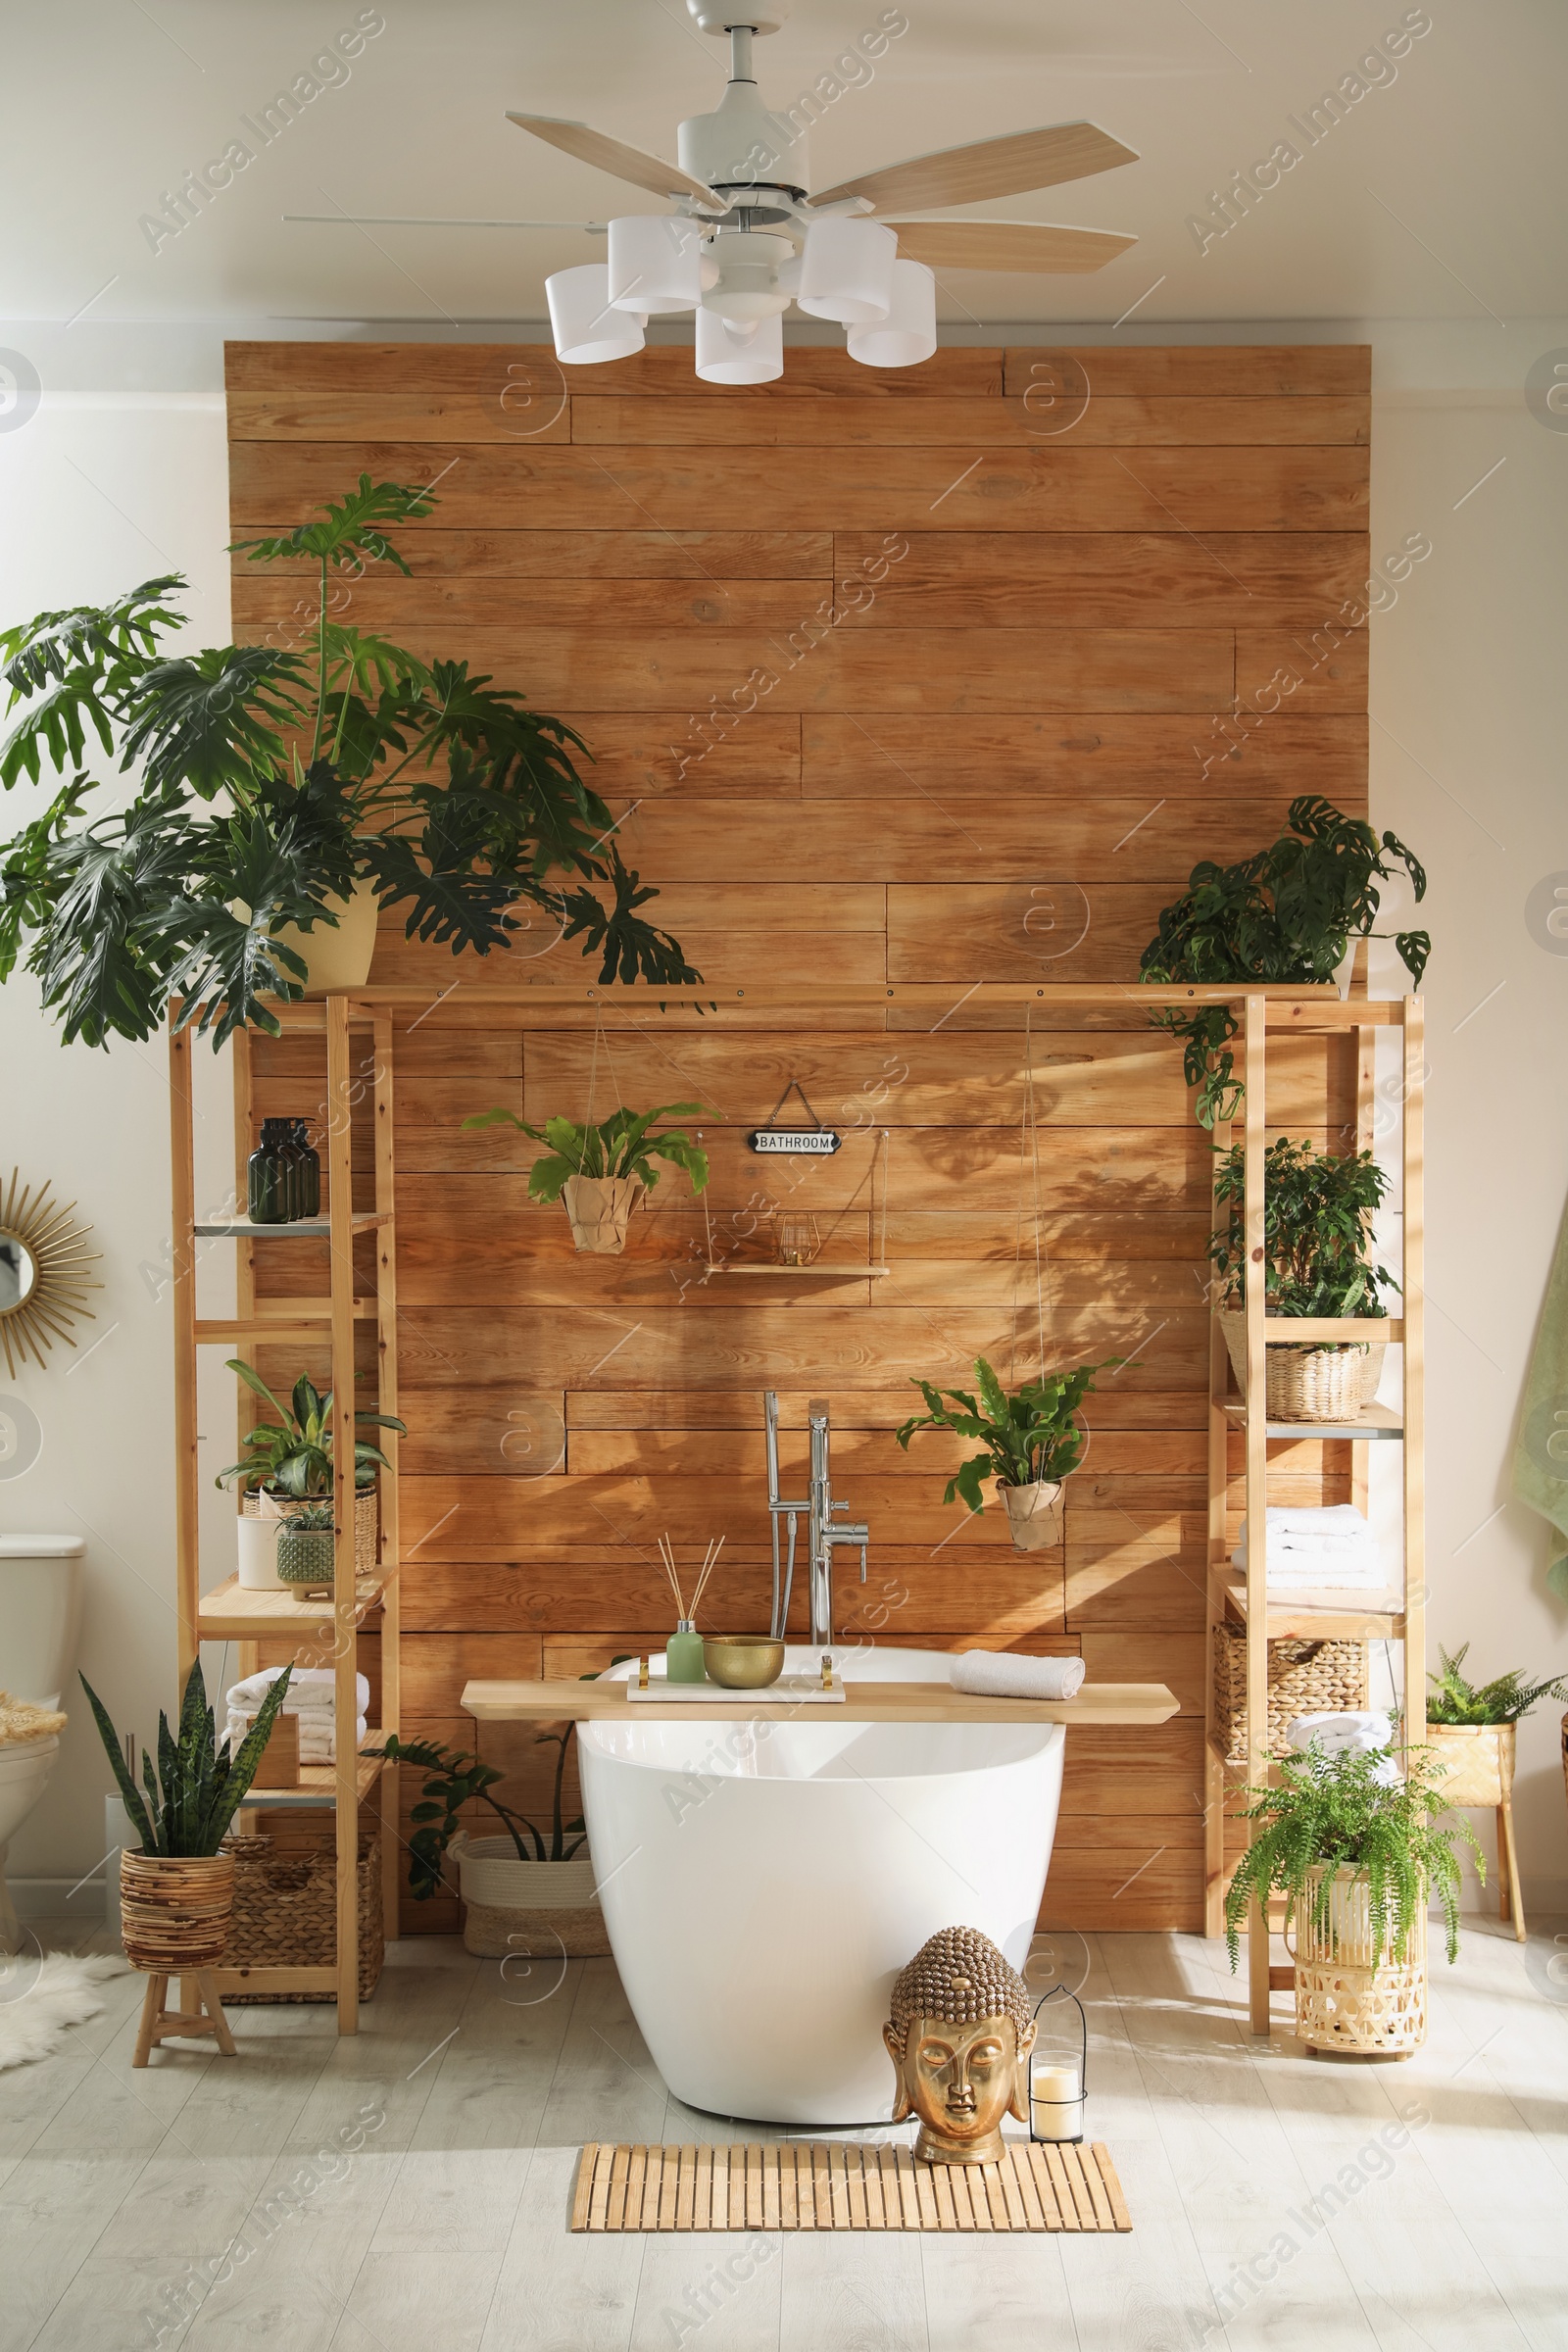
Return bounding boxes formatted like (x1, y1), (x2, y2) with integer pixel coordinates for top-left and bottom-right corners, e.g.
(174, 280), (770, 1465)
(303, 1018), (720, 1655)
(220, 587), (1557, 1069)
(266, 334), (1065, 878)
(463, 1678), (1178, 1726)
(571, 2138), (1131, 2232)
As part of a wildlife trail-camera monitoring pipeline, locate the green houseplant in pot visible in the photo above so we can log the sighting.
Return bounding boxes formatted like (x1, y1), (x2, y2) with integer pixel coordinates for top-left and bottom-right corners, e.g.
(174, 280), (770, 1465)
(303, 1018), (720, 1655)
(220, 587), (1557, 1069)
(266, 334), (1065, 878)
(371, 1722), (607, 1957)
(1422, 1645), (1568, 1940)
(464, 1100), (713, 1255)
(274, 1501), (339, 1599)
(1208, 1137), (1399, 1423)
(895, 1355), (1118, 1552)
(215, 1359), (405, 1589)
(1224, 1742), (1479, 2057)
(1139, 797), (1430, 1127)
(81, 1660), (293, 1972)
(0, 474), (699, 1051)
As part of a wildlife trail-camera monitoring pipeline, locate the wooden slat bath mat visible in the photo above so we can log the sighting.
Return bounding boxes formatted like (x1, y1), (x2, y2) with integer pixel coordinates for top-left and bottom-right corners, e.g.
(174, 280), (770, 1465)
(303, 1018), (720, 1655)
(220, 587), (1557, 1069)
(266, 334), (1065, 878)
(570, 2140), (1131, 2232)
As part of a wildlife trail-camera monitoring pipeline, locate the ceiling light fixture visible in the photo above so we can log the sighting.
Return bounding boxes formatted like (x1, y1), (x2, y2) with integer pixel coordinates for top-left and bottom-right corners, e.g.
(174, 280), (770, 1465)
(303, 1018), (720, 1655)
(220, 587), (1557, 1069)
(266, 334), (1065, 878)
(522, 5), (1138, 385)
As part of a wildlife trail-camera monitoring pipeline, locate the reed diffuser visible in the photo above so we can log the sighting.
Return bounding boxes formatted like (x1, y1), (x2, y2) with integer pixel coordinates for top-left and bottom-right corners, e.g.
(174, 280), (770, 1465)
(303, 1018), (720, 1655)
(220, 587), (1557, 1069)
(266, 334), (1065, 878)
(659, 1534), (724, 1684)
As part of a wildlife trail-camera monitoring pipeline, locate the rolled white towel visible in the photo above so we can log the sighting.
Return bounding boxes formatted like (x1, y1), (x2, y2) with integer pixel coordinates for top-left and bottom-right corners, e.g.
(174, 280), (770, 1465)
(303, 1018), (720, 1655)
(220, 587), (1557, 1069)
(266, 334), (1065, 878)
(950, 1649), (1086, 1702)
(1286, 1710), (1393, 1755)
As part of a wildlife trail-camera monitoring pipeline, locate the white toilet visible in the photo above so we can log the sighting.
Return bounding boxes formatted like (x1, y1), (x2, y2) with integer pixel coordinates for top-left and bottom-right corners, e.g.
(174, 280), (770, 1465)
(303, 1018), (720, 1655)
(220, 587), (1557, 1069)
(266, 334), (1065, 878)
(0, 1534), (86, 1952)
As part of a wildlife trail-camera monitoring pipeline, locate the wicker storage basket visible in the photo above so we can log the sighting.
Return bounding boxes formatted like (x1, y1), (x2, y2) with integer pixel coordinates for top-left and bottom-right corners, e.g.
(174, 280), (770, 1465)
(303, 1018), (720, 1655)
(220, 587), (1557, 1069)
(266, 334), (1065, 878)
(120, 1851), (235, 1970)
(1213, 1624), (1369, 1764)
(1219, 1313), (1387, 1422)
(1426, 1722), (1515, 1809)
(1289, 1863), (1427, 2057)
(219, 1832), (383, 2002)
(243, 1485), (377, 1578)
(451, 1834), (611, 1957)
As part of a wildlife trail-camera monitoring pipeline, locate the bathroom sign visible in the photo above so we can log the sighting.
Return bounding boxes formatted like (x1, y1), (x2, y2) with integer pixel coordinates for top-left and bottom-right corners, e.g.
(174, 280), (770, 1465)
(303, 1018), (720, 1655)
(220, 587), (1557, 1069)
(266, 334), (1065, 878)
(748, 1127), (841, 1155)
(747, 1080), (841, 1156)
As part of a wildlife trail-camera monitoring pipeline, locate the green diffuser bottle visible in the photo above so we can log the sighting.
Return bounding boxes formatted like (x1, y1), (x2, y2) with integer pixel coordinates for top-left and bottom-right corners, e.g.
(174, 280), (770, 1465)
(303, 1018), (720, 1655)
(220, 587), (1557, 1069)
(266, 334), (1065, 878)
(665, 1620), (707, 1684)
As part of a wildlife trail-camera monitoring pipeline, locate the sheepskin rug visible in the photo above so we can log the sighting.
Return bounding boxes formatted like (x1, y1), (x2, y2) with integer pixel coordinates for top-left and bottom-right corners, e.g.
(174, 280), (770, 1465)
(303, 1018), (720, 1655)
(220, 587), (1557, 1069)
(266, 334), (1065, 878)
(0, 1950), (130, 2070)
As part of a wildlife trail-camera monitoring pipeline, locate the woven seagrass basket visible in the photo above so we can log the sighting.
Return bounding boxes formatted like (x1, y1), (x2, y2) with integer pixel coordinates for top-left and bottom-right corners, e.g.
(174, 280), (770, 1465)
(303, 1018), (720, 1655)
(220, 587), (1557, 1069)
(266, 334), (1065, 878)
(1219, 1313), (1386, 1423)
(119, 1851), (235, 1970)
(218, 1831), (383, 2002)
(1213, 1624), (1369, 1764)
(1288, 1863), (1427, 2058)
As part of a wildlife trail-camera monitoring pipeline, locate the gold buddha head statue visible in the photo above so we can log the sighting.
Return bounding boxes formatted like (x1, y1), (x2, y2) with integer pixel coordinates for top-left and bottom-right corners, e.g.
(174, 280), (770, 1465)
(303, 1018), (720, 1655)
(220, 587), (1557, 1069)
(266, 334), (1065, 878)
(883, 1926), (1036, 2166)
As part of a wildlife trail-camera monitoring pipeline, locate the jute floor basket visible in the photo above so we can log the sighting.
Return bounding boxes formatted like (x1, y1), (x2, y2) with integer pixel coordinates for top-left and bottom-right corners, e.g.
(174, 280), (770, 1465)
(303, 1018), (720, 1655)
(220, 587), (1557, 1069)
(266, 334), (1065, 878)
(243, 1484), (378, 1577)
(219, 1832), (383, 2001)
(1219, 1314), (1386, 1423)
(1289, 1863), (1427, 2057)
(1213, 1624), (1369, 1764)
(120, 1852), (235, 1970)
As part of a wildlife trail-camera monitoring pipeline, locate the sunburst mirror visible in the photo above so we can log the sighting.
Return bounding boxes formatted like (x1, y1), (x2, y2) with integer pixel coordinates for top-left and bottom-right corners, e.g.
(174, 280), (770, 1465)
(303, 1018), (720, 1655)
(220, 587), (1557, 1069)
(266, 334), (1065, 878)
(0, 1170), (102, 1378)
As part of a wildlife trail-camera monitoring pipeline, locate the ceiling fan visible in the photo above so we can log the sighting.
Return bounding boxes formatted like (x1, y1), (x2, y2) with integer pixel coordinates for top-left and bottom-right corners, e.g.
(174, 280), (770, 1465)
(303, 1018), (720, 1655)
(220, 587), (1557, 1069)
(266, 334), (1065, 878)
(512, 2), (1139, 382)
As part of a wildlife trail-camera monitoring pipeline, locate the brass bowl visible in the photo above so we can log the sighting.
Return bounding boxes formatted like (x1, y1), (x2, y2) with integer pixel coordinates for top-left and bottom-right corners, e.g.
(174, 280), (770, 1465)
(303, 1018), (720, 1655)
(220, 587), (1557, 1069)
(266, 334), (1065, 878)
(702, 1635), (786, 1690)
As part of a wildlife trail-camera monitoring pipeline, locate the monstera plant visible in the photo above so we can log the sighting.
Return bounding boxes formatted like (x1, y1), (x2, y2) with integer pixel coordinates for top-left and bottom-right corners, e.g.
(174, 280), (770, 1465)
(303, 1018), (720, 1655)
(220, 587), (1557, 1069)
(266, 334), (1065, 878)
(1139, 797), (1430, 1126)
(0, 474), (699, 1048)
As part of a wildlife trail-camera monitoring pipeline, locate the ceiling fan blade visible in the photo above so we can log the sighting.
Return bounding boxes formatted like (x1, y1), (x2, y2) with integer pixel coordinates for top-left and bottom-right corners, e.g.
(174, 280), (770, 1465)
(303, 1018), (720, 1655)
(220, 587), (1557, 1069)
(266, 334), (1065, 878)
(507, 113), (717, 206)
(887, 220), (1137, 274)
(813, 122), (1137, 213)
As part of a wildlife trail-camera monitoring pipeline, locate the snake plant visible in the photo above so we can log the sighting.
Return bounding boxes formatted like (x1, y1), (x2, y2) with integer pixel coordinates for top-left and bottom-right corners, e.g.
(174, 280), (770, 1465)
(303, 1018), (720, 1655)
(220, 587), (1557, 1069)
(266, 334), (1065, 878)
(80, 1659), (293, 1856)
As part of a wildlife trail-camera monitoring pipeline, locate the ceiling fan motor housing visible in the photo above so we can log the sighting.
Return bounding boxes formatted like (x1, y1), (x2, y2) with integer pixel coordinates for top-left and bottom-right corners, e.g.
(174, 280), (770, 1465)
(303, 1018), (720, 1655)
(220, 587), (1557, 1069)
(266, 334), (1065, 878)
(679, 79), (808, 205)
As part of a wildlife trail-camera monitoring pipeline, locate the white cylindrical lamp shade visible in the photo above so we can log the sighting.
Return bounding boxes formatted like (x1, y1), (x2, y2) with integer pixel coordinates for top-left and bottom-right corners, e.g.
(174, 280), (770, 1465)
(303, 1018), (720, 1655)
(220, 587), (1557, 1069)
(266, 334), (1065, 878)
(797, 217), (897, 322)
(1029, 2058), (1085, 2144)
(545, 264), (647, 365)
(695, 307), (783, 384)
(846, 258), (937, 368)
(608, 215), (707, 315)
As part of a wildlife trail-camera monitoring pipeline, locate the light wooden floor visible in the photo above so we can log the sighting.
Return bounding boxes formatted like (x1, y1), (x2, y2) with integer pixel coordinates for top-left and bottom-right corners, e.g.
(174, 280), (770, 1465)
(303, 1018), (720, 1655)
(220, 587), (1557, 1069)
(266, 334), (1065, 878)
(2, 1915), (1566, 2351)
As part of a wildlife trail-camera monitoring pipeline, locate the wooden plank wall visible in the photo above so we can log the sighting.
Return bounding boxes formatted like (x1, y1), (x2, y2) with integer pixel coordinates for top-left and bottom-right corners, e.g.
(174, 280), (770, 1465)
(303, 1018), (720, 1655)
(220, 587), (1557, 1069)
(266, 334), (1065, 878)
(227, 339), (1368, 1935)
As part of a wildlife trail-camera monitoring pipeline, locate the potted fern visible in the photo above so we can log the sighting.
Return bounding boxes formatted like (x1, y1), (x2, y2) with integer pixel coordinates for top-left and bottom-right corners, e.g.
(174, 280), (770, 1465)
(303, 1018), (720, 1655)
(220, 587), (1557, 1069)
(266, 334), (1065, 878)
(1208, 1137), (1399, 1421)
(215, 1360), (404, 1588)
(895, 1355), (1117, 1552)
(80, 1661), (293, 1969)
(463, 1100), (713, 1254)
(1224, 1743), (1480, 2057)
(1139, 796), (1430, 1128)
(1424, 1642), (1568, 1811)
(371, 1725), (606, 1956)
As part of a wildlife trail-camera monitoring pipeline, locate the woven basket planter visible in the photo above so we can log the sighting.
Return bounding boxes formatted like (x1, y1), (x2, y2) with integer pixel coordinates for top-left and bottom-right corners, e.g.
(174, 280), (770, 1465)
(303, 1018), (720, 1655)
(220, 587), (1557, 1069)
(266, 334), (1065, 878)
(1213, 1624), (1369, 1764)
(998, 1479), (1064, 1553)
(562, 1174), (643, 1255)
(1426, 1722), (1515, 1809)
(451, 1833), (610, 1957)
(218, 1832), (383, 2002)
(120, 1851), (235, 1971)
(1289, 1863), (1427, 2057)
(1219, 1313), (1386, 1422)
(242, 1485), (377, 1580)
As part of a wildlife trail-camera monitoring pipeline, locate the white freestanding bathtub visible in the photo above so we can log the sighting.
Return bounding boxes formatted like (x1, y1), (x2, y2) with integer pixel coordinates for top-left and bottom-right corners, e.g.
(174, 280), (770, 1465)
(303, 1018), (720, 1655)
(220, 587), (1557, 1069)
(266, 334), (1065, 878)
(577, 1644), (1064, 2125)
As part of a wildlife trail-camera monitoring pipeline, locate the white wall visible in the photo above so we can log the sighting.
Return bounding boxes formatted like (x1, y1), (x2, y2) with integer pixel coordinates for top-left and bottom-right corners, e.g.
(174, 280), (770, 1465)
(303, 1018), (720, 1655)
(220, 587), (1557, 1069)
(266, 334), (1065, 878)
(3, 313), (1566, 1918)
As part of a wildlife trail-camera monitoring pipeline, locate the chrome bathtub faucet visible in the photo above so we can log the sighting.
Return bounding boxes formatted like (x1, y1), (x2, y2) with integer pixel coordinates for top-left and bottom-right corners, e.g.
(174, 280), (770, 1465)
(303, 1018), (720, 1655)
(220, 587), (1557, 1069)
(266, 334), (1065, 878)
(763, 1391), (868, 1646)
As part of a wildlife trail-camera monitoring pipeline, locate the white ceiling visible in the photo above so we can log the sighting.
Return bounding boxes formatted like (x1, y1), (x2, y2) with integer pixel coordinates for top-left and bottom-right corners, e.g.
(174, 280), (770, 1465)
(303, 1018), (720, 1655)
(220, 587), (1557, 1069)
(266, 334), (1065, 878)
(3, 0), (1563, 328)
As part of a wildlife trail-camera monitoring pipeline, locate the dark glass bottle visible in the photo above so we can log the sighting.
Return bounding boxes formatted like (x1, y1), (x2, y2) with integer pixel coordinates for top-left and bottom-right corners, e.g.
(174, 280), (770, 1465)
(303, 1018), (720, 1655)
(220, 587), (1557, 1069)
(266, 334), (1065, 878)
(293, 1120), (321, 1218)
(247, 1119), (286, 1224)
(276, 1120), (303, 1221)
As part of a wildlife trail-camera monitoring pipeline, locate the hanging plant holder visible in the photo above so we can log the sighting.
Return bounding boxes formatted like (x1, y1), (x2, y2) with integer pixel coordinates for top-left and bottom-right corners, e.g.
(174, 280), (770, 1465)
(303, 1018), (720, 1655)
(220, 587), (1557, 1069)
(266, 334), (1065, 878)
(999, 1478), (1064, 1552)
(562, 1173), (644, 1254)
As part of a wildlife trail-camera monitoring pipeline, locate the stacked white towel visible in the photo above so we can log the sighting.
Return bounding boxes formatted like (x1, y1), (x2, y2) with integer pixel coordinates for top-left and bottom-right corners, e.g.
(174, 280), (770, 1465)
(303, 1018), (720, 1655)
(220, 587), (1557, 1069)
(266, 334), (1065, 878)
(223, 1666), (369, 1763)
(1287, 1711), (1401, 1785)
(1232, 1506), (1385, 1590)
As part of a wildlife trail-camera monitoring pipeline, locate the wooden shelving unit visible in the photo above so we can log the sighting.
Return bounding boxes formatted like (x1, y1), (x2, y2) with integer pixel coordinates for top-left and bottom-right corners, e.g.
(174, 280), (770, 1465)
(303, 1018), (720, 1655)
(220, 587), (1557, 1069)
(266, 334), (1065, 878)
(170, 995), (402, 2032)
(1201, 992), (1425, 2034)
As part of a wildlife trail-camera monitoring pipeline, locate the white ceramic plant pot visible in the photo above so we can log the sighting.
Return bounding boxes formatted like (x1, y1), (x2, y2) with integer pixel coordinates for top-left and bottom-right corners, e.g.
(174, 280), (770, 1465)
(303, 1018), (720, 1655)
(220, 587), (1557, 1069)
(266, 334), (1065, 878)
(562, 1174), (644, 1255)
(999, 1479), (1064, 1552)
(236, 1492), (299, 1589)
(450, 1832), (609, 1957)
(269, 879), (381, 995)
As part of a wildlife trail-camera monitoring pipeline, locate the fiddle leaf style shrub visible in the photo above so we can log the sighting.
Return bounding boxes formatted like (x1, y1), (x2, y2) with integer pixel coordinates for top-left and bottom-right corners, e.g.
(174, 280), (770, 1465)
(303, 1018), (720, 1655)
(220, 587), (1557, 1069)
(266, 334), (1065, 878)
(0, 474), (700, 1049)
(1207, 1138), (1399, 1319)
(463, 1101), (714, 1201)
(1223, 1744), (1480, 1971)
(1426, 1642), (1568, 1726)
(1139, 796), (1430, 1126)
(895, 1355), (1120, 1515)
